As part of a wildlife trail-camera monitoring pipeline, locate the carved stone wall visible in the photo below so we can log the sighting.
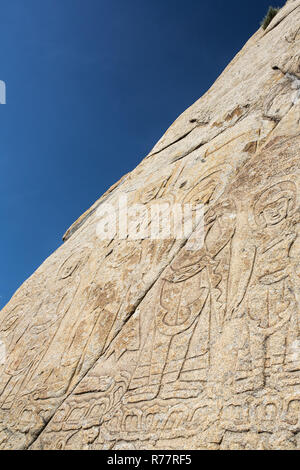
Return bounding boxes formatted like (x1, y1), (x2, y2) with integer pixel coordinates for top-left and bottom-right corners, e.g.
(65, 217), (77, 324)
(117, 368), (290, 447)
(0, 0), (300, 450)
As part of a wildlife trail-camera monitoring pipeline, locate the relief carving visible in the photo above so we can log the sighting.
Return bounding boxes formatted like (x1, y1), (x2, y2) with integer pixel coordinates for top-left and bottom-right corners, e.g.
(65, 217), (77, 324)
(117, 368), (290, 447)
(229, 181), (300, 391)
(125, 198), (237, 403)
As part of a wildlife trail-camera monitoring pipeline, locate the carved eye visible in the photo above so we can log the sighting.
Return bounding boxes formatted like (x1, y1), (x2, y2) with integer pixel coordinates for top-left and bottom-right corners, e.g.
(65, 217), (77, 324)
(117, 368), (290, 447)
(278, 200), (286, 209)
(57, 249), (89, 280)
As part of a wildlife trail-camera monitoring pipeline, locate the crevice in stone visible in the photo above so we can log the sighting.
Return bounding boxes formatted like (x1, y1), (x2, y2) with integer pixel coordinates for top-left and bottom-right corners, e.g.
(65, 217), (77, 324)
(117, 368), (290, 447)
(171, 108), (251, 164)
(263, 3), (300, 36)
(27, 238), (190, 449)
(262, 114), (281, 123)
(146, 118), (212, 160)
(171, 141), (206, 163)
(146, 127), (199, 159)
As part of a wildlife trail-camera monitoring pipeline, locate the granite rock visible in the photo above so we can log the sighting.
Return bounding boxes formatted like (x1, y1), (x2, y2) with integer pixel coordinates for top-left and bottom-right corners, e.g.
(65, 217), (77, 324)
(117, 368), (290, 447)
(1, 0), (300, 450)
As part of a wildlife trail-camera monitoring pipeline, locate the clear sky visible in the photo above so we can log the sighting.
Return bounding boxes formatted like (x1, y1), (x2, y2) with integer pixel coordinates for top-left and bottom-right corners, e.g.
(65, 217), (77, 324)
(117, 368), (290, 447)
(0, 0), (286, 308)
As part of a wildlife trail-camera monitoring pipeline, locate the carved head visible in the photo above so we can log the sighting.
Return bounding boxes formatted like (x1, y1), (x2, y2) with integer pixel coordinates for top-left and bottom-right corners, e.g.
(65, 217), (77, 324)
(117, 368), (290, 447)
(184, 176), (219, 207)
(183, 164), (233, 207)
(254, 181), (297, 228)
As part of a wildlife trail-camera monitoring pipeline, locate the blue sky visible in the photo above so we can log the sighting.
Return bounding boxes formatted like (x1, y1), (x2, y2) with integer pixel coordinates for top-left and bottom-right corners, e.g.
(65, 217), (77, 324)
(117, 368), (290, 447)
(0, 0), (286, 308)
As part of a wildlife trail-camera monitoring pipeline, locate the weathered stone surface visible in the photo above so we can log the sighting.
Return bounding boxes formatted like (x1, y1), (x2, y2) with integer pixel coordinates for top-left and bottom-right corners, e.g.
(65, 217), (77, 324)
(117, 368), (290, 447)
(1, 1), (300, 450)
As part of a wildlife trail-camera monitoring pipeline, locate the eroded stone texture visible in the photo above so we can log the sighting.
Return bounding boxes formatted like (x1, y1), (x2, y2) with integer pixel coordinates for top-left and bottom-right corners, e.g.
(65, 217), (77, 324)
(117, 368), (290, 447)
(1, 0), (300, 450)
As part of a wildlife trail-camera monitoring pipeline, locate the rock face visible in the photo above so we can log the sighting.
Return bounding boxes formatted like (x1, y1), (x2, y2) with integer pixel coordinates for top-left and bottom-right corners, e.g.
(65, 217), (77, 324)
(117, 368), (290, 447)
(1, 1), (300, 450)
